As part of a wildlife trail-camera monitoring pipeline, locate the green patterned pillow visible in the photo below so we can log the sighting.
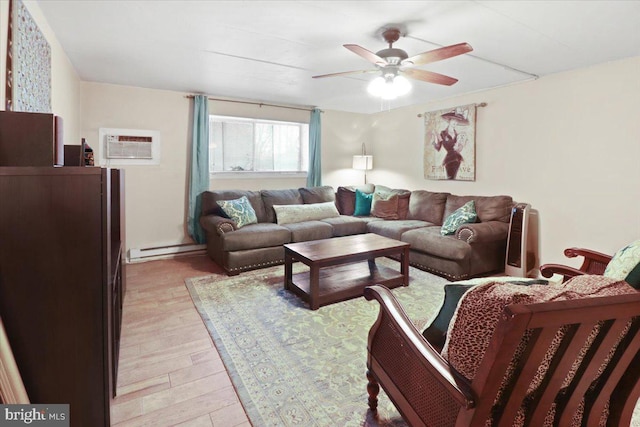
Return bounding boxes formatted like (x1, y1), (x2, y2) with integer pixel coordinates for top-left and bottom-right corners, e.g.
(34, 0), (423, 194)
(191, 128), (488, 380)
(441, 200), (477, 236)
(216, 196), (258, 229)
(604, 240), (640, 288)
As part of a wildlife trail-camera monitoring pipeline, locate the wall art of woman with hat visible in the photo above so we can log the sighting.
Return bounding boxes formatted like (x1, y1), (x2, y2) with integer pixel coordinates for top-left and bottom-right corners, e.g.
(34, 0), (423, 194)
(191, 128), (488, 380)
(431, 107), (470, 180)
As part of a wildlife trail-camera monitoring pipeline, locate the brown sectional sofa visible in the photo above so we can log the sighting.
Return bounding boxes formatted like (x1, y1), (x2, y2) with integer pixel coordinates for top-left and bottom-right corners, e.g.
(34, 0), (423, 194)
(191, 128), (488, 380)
(200, 184), (515, 280)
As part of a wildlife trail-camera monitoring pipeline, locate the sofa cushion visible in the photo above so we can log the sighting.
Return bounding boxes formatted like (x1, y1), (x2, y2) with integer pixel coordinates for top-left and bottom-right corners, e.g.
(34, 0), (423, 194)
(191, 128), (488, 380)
(441, 200), (477, 235)
(370, 192), (399, 220)
(320, 216), (368, 237)
(354, 189), (373, 216)
(282, 221), (333, 242)
(366, 220), (431, 241)
(401, 227), (471, 260)
(444, 195), (513, 223)
(216, 196), (259, 229)
(604, 239), (640, 288)
(299, 186), (336, 204)
(407, 190), (450, 225)
(202, 190), (267, 223)
(273, 202), (340, 225)
(222, 223), (291, 252)
(336, 184), (375, 215)
(261, 189), (304, 223)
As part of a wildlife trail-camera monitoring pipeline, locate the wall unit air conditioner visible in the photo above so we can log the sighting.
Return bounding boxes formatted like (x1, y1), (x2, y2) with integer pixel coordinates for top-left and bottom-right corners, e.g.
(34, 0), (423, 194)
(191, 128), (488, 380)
(98, 128), (161, 166)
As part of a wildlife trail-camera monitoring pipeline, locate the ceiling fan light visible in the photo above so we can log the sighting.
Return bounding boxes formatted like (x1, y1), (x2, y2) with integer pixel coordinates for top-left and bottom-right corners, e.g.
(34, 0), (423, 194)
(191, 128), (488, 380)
(367, 75), (411, 100)
(393, 75), (411, 96)
(367, 76), (386, 97)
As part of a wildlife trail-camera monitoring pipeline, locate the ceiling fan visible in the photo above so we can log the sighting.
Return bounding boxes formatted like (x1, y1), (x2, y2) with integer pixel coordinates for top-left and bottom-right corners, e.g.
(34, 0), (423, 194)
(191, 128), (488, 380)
(313, 28), (472, 98)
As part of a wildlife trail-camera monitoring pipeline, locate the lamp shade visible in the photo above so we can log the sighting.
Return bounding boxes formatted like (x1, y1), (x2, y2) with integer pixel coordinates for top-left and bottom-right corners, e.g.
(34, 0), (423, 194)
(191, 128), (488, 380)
(352, 155), (373, 170)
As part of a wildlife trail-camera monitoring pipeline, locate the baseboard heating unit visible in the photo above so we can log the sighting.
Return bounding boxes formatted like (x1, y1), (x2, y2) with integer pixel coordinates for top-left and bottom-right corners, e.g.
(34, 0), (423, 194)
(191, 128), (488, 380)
(128, 243), (206, 263)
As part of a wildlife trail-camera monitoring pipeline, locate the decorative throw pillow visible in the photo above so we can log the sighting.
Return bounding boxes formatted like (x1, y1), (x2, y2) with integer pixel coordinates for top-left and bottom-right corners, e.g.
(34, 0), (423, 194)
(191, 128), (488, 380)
(353, 189), (373, 216)
(422, 284), (474, 351)
(604, 240), (640, 288)
(216, 196), (258, 229)
(440, 200), (477, 235)
(336, 187), (356, 215)
(370, 192), (399, 219)
(272, 202), (340, 225)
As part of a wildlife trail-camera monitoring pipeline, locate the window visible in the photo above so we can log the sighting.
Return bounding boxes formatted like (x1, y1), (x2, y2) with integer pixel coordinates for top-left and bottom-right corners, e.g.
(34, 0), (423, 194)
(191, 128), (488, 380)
(209, 115), (309, 176)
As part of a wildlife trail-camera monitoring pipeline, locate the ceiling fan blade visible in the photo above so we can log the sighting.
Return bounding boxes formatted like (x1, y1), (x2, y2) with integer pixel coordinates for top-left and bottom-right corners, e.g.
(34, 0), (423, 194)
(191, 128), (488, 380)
(312, 69), (376, 79)
(402, 68), (458, 86)
(402, 42), (473, 66)
(343, 44), (388, 66)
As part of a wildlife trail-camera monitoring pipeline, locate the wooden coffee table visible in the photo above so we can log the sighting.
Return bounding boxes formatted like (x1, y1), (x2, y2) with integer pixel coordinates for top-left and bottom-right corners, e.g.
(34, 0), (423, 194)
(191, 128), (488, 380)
(284, 233), (410, 310)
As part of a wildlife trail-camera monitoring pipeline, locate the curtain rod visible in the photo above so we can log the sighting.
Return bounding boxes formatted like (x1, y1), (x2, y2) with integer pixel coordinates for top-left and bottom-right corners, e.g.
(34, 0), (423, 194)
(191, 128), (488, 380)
(417, 102), (487, 118)
(184, 95), (320, 113)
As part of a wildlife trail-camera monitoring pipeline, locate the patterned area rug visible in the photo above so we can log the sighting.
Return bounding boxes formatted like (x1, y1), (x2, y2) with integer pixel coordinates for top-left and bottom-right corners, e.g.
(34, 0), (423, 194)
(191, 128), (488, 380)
(185, 258), (449, 426)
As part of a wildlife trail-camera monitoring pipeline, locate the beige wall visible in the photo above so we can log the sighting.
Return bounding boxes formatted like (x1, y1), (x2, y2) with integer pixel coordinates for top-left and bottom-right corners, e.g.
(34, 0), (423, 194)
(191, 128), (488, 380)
(81, 83), (193, 253)
(81, 84), (319, 253)
(0, 0), (81, 143)
(328, 56), (640, 268)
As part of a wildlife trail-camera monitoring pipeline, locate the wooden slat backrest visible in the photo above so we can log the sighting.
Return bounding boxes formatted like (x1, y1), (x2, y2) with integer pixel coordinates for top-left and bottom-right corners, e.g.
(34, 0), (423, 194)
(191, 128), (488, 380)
(462, 292), (640, 426)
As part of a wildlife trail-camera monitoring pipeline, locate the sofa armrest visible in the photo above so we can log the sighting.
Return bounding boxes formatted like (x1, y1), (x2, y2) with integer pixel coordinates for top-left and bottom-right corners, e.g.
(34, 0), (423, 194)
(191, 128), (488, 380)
(455, 221), (509, 244)
(200, 214), (237, 235)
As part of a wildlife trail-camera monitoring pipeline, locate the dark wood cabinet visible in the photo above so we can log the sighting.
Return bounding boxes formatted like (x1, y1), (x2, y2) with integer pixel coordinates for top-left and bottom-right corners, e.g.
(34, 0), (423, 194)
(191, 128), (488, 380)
(0, 167), (125, 427)
(0, 111), (64, 166)
(63, 139), (94, 167)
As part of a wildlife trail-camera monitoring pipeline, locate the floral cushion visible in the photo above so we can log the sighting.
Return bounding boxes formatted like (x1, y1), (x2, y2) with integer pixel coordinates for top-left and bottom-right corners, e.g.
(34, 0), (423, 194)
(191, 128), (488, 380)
(440, 200), (477, 235)
(216, 196), (258, 229)
(604, 239), (640, 288)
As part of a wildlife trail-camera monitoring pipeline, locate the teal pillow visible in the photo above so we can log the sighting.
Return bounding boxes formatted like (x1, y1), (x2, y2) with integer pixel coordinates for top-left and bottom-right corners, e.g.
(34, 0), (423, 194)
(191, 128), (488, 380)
(353, 189), (373, 216)
(604, 240), (640, 289)
(441, 200), (477, 235)
(216, 196), (258, 228)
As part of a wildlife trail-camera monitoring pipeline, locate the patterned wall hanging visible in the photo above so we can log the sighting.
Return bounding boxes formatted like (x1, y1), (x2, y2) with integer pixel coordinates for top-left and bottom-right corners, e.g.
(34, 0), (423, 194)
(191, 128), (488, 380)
(423, 103), (477, 181)
(5, 0), (52, 112)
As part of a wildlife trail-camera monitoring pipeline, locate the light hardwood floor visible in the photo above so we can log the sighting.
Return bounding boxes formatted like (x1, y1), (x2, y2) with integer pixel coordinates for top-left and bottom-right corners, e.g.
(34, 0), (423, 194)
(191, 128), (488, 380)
(110, 255), (251, 427)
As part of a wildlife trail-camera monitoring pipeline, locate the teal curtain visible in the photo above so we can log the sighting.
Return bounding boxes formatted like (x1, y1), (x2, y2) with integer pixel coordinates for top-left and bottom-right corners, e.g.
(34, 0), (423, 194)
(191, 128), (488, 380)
(307, 108), (322, 187)
(187, 95), (210, 244)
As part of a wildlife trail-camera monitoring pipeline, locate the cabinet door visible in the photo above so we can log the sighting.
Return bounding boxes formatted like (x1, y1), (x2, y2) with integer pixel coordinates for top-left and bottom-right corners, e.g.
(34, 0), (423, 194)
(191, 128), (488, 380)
(0, 168), (109, 427)
(0, 112), (63, 166)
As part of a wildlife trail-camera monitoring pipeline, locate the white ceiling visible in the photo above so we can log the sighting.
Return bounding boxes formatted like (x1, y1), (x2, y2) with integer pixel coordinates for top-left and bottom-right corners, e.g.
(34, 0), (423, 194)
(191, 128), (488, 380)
(37, 0), (640, 114)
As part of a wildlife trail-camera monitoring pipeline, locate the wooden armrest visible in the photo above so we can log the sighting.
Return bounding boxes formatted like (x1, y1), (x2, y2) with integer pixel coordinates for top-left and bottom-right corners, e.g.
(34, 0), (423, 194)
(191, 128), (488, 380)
(364, 285), (474, 409)
(564, 247), (612, 265)
(541, 247), (613, 282)
(539, 263), (585, 279)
